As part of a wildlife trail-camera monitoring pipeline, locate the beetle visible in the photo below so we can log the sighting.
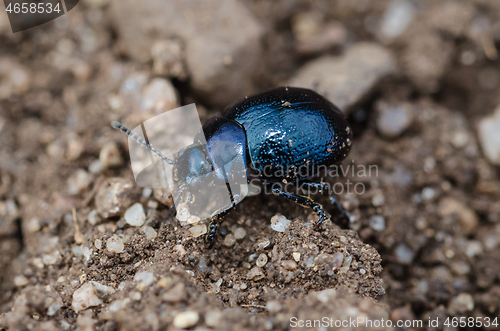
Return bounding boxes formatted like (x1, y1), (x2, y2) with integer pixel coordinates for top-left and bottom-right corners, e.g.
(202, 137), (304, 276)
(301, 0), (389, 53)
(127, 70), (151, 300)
(112, 87), (352, 248)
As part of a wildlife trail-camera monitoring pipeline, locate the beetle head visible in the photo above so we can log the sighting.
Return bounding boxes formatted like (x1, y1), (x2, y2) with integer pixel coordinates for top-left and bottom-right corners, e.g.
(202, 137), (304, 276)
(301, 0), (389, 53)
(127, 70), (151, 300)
(174, 144), (213, 189)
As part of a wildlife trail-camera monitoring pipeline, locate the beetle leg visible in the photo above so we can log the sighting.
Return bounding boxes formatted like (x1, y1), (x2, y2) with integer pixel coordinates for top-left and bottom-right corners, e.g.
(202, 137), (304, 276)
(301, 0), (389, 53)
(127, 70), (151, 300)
(271, 187), (330, 229)
(205, 181), (238, 248)
(204, 203), (236, 249)
(299, 181), (350, 225)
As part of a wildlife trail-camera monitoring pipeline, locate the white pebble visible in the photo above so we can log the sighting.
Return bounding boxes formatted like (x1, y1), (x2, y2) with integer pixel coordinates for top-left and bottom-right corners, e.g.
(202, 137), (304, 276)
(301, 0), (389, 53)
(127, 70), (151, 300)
(134, 271), (154, 288)
(87, 210), (100, 225)
(369, 215), (385, 231)
(94, 239), (102, 250)
(106, 235), (124, 253)
(99, 142), (123, 169)
(14, 275), (29, 287)
(26, 217), (40, 233)
(141, 225), (157, 240)
(270, 215), (290, 232)
(176, 204), (190, 223)
(371, 194), (385, 206)
(124, 203), (146, 227)
(380, 0), (415, 40)
(189, 224), (207, 238)
(173, 311), (199, 329)
(223, 234), (236, 246)
(109, 299), (130, 313)
(72, 281), (115, 312)
(292, 252), (301, 262)
(233, 227), (246, 239)
(395, 243), (415, 264)
(256, 253), (268, 267)
(67, 169), (92, 195)
(186, 215), (200, 225)
(478, 105), (500, 165)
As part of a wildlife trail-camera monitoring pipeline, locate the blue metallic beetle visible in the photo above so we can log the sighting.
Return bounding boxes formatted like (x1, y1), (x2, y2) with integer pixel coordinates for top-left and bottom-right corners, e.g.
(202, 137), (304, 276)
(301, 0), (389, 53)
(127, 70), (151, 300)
(112, 87), (352, 248)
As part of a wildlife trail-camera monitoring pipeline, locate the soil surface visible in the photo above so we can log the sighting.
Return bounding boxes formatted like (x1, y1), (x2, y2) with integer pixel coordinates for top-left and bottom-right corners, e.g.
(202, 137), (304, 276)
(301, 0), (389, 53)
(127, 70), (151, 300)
(1, 0), (500, 330)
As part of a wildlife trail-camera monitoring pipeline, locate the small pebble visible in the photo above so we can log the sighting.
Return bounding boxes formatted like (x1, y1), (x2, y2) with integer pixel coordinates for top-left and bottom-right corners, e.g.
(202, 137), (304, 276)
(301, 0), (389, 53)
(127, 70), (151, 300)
(141, 225), (157, 240)
(233, 227), (246, 239)
(369, 215), (385, 231)
(205, 309), (222, 328)
(223, 234), (236, 246)
(163, 283), (185, 303)
(141, 78), (178, 113)
(99, 142), (123, 169)
(173, 311), (199, 329)
(176, 204), (190, 223)
(342, 255), (353, 269)
(67, 169), (92, 195)
(380, 0), (415, 40)
(266, 300), (282, 313)
(186, 215), (200, 225)
(270, 215), (290, 232)
(109, 298), (130, 313)
(449, 293), (474, 313)
(464, 241), (482, 258)
(174, 245), (187, 258)
(14, 275), (29, 287)
(395, 243), (415, 264)
(281, 260), (297, 271)
(87, 210), (100, 225)
(26, 217), (40, 233)
(256, 253), (268, 267)
(134, 271), (154, 289)
(157, 277), (170, 288)
(95, 178), (137, 218)
(256, 239), (271, 250)
(106, 235), (125, 253)
(72, 282), (115, 312)
(88, 160), (104, 173)
(146, 200), (158, 209)
(331, 252), (344, 269)
(247, 267), (265, 281)
(376, 101), (413, 138)
(478, 105), (500, 165)
(189, 224), (207, 238)
(124, 203), (146, 227)
(292, 252), (301, 262)
(371, 194), (385, 207)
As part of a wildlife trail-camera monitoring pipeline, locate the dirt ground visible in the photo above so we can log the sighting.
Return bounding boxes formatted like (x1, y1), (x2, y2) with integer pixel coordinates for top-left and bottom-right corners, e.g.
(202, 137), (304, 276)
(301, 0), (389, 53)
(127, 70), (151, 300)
(1, 0), (500, 330)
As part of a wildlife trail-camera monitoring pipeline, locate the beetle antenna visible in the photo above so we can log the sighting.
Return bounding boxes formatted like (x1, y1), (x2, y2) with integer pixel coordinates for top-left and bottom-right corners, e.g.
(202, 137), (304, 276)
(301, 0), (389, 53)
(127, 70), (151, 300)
(111, 121), (176, 165)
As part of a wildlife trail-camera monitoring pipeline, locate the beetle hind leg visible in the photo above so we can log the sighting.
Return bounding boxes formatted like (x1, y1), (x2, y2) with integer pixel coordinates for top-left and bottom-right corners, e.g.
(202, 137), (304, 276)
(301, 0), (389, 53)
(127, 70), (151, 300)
(271, 187), (330, 229)
(299, 181), (350, 227)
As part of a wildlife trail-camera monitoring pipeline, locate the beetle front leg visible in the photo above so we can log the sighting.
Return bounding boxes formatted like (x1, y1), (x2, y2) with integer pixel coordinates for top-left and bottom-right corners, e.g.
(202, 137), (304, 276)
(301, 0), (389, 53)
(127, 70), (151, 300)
(271, 187), (330, 229)
(205, 218), (219, 249)
(204, 202), (236, 249)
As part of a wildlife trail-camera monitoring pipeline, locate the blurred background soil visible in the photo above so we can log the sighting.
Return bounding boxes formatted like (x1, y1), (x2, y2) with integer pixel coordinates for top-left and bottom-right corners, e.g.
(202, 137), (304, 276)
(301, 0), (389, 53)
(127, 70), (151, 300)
(1, 0), (500, 330)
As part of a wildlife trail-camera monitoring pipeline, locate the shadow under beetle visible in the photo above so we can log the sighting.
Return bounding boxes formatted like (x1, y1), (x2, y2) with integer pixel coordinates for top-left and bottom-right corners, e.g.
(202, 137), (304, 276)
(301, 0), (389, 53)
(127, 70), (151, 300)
(112, 87), (352, 248)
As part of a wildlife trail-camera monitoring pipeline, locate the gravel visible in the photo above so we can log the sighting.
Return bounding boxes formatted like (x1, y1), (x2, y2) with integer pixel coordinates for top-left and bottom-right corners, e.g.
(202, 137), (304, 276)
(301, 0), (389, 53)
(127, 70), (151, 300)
(72, 282), (115, 313)
(376, 101), (413, 138)
(478, 105), (500, 165)
(270, 215), (290, 232)
(110, 0), (264, 106)
(173, 311), (199, 329)
(124, 203), (146, 227)
(106, 235), (125, 253)
(289, 42), (396, 112)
